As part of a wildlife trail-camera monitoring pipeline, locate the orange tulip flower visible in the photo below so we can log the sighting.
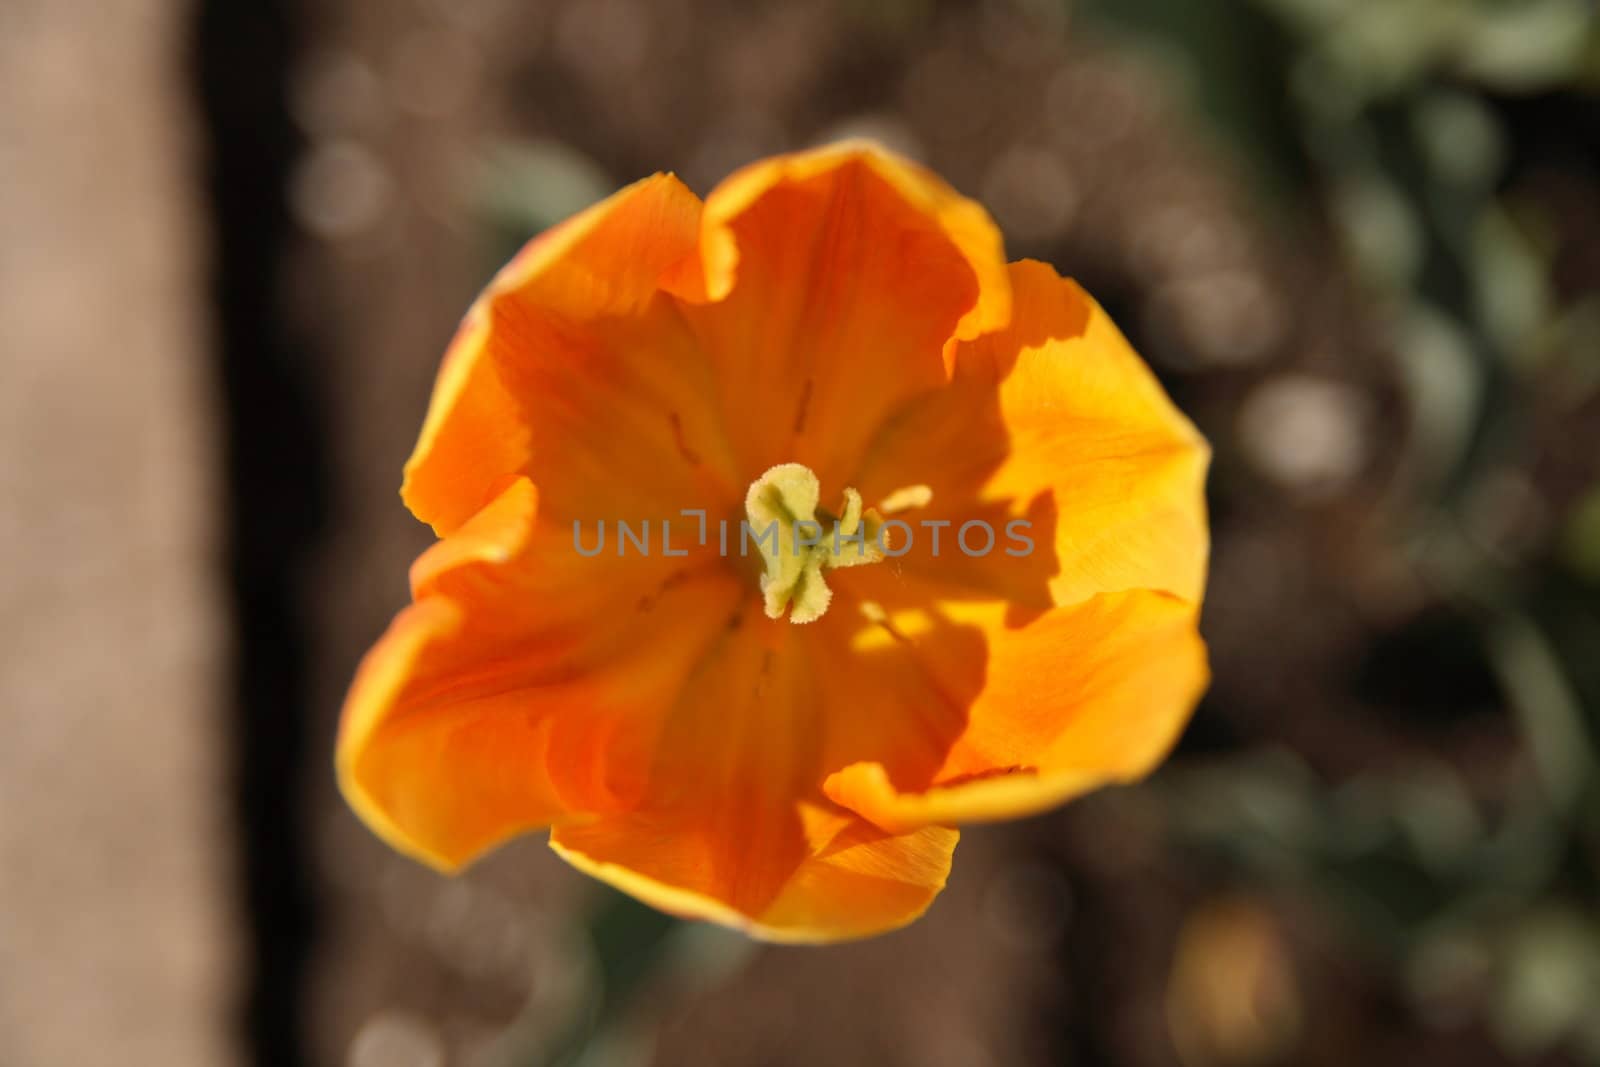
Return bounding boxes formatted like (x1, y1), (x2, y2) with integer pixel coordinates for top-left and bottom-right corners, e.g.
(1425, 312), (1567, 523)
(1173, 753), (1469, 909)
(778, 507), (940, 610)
(337, 142), (1210, 942)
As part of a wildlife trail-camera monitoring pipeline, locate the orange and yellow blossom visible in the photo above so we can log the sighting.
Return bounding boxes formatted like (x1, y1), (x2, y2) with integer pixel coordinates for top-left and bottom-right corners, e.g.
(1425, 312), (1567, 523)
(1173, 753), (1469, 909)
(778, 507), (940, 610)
(336, 142), (1210, 942)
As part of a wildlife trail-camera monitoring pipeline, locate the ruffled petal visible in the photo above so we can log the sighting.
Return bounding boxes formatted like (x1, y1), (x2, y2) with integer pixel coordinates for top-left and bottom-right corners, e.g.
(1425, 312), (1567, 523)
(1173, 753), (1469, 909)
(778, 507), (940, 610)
(821, 589), (1208, 834)
(693, 140), (1010, 340)
(678, 142), (1012, 495)
(337, 477), (742, 870)
(401, 172), (728, 536)
(551, 806), (957, 943)
(545, 605), (958, 941)
(854, 258), (1210, 611)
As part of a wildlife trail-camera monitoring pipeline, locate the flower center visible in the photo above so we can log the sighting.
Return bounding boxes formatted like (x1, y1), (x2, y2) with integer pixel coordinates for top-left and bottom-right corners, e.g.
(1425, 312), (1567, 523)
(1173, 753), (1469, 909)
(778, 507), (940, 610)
(743, 463), (886, 624)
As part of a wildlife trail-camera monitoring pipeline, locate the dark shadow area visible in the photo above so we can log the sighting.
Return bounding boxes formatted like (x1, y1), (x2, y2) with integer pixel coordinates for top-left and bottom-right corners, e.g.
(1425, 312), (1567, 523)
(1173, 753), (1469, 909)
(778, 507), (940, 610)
(191, 4), (327, 1065)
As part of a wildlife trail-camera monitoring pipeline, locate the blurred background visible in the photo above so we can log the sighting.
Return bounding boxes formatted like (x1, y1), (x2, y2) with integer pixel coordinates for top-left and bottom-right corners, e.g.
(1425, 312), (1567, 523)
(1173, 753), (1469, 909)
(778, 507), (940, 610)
(3, 0), (1600, 1064)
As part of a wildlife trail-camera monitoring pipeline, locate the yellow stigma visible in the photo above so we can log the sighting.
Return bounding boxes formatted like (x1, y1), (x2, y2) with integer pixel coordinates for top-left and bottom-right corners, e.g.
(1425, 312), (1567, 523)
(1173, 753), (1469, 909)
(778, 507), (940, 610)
(744, 463), (886, 624)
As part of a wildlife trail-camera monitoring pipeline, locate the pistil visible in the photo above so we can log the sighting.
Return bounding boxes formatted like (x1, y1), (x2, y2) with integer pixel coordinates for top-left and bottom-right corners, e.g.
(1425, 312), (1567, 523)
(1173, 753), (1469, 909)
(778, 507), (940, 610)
(743, 463), (886, 623)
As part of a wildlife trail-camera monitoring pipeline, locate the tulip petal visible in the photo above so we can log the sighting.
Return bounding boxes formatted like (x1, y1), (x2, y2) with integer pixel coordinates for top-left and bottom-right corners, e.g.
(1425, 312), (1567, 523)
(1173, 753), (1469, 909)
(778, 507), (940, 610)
(821, 589), (1208, 833)
(679, 142), (1012, 495)
(402, 172), (724, 536)
(337, 477), (743, 870)
(551, 808), (957, 943)
(546, 606), (959, 941)
(695, 140), (1010, 340)
(343, 150), (1211, 942)
(854, 258), (1209, 610)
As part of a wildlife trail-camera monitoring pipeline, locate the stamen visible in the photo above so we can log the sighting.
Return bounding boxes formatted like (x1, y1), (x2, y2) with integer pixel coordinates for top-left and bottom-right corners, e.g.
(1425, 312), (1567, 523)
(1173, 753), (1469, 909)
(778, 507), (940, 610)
(744, 463), (887, 623)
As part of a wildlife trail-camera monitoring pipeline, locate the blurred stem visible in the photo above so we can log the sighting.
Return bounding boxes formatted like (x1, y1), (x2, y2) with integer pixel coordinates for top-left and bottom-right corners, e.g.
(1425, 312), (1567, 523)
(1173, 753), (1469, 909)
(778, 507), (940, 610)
(530, 892), (682, 1067)
(511, 892), (758, 1067)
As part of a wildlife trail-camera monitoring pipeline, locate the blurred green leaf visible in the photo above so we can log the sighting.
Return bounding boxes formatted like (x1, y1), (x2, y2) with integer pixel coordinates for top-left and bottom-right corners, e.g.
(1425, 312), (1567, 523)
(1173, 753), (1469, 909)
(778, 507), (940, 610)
(1563, 488), (1600, 586)
(477, 138), (614, 245)
(1471, 205), (1551, 364)
(1411, 91), (1504, 193)
(1489, 908), (1600, 1059)
(1392, 303), (1486, 502)
(1486, 613), (1596, 815)
(1073, 0), (1307, 196)
(1455, 0), (1598, 90)
(1332, 168), (1425, 289)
